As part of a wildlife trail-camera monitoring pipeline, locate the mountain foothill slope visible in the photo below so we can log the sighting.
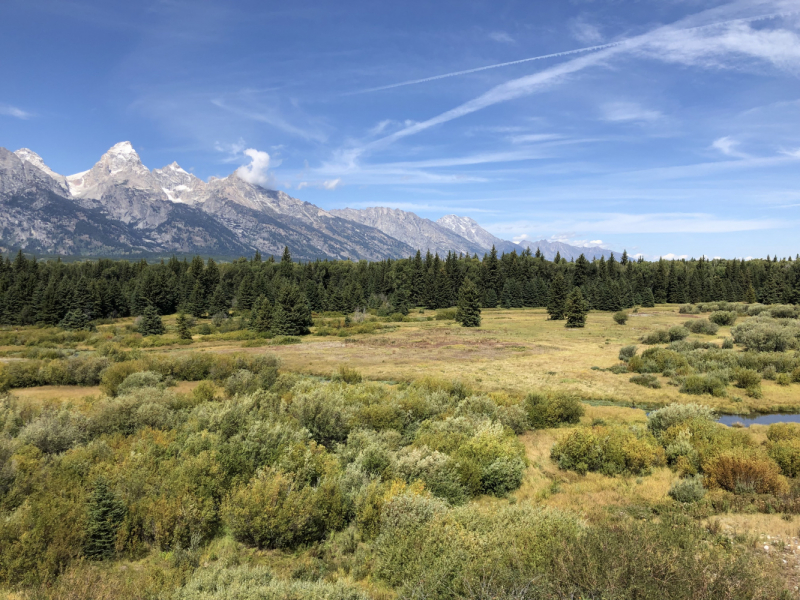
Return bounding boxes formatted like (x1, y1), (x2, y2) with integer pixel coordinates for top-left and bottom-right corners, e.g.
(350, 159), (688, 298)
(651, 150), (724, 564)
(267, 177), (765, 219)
(0, 142), (615, 261)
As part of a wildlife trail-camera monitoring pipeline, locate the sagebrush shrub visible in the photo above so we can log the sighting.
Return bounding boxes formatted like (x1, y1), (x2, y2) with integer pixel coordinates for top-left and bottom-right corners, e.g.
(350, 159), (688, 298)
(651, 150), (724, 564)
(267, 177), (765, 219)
(550, 425), (664, 476)
(668, 475), (706, 503)
(703, 448), (788, 495)
(647, 403), (714, 437)
(613, 311), (628, 325)
(710, 311), (737, 326)
(684, 319), (719, 335)
(619, 345), (637, 362)
(525, 392), (584, 429)
(630, 374), (661, 389)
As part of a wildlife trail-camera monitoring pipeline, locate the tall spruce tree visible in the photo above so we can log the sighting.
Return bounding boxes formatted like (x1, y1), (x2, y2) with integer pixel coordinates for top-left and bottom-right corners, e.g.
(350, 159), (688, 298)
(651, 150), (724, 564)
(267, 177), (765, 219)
(139, 305), (165, 336)
(250, 296), (273, 333)
(176, 312), (193, 340)
(84, 478), (126, 560)
(565, 288), (589, 328)
(547, 272), (568, 320)
(456, 278), (481, 327)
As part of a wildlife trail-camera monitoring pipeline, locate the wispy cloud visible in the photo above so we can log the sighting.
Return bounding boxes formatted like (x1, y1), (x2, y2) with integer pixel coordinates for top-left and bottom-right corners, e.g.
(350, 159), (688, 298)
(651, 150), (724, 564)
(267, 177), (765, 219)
(496, 212), (787, 235)
(570, 17), (604, 45)
(488, 31), (515, 43)
(711, 136), (749, 157)
(211, 99), (327, 142)
(0, 103), (33, 119)
(356, 2), (800, 158)
(602, 101), (662, 122)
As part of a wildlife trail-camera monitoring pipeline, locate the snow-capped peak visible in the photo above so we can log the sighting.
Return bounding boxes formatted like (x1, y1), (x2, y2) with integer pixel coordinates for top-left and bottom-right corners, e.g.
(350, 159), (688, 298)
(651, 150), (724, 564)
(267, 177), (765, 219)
(107, 141), (137, 156)
(14, 148), (69, 191)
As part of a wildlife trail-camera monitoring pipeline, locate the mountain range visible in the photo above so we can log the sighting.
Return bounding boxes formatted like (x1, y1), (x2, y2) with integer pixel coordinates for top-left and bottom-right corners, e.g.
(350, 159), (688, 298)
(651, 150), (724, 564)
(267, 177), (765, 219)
(0, 142), (616, 262)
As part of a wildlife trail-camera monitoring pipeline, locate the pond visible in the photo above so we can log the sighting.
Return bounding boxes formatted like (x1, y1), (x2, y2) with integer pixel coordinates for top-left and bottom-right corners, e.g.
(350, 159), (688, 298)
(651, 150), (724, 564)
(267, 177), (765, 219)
(717, 413), (800, 427)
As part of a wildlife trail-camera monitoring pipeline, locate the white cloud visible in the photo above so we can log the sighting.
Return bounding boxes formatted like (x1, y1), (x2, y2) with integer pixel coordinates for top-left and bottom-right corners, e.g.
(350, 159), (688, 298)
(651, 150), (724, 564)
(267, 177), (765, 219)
(662, 253), (689, 260)
(323, 178), (342, 190)
(489, 31), (515, 43)
(570, 18), (604, 44)
(0, 104), (32, 119)
(602, 101), (662, 122)
(297, 182), (309, 189)
(589, 239), (603, 245)
(236, 148), (272, 187)
(711, 136), (748, 157)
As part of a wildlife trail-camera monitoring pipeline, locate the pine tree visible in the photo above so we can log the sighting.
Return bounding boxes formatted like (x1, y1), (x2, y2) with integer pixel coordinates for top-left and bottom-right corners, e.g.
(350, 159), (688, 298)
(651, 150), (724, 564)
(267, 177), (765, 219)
(272, 284), (313, 336)
(565, 288), (589, 328)
(547, 272), (568, 320)
(208, 283), (228, 315)
(84, 478), (126, 560)
(456, 278), (481, 327)
(642, 287), (656, 308)
(280, 246), (293, 280)
(745, 283), (757, 304)
(139, 305), (165, 336)
(58, 309), (92, 331)
(176, 313), (193, 340)
(250, 296), (273, 333)
(500, 279), (514, 308)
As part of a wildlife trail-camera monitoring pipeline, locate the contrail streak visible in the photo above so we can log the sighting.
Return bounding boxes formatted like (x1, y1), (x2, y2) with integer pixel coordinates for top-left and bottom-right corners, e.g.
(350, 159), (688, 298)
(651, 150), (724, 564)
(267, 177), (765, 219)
(349, 42), (625, 95)
(348, 8), (798, 96)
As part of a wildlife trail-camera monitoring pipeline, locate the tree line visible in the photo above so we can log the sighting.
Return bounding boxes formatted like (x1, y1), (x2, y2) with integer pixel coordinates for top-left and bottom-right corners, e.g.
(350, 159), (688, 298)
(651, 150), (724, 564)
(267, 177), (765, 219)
(0, 246), (799, 327)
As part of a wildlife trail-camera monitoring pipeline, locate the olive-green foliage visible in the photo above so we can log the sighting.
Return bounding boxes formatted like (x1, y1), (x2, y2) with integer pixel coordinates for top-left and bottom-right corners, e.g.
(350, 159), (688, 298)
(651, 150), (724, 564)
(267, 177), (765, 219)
(116, 370), (164, 395)
(668, 475), (706, 503)
(613, 311), (628, 325)
(222, 468), (346, 549)
(628, 348), (689, 375)
(550, 425), (665, 476)
(766, 423), (800, 477)
(619, 345), (637, 361)
(684, 319), (719, 335)
(374, 498), (780, 600)
(679, 374), (727, 397)
(524, 392), (584, 429)
(647, 403), (715, 438)
(333, 365), (363, 384)
(642, 327), (690, 345)
(174, 563), (369, 600)
(731, 317), (800, 352)
(704, 448), (788, 495)
(710, 311), (738, 326)
(630, 374), (661, 389)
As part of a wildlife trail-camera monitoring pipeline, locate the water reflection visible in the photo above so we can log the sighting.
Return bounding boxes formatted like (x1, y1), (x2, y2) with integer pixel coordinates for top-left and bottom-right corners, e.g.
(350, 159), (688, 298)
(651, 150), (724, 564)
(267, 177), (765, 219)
(717, 413), (800, 427)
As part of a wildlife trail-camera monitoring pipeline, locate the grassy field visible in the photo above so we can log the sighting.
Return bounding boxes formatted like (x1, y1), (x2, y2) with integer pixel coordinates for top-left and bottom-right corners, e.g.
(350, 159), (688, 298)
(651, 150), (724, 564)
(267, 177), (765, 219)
(119, 305), (798, 414)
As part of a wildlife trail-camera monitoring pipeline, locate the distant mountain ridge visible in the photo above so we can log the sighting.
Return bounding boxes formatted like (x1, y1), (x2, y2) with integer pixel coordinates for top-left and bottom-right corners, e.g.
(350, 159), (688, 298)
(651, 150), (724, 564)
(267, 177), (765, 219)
(0, 141), (618, 262)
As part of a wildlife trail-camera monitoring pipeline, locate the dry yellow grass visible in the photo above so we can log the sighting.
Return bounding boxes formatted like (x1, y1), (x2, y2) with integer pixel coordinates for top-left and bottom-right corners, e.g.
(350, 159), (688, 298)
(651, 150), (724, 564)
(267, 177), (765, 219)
(513, 427), (675, 518)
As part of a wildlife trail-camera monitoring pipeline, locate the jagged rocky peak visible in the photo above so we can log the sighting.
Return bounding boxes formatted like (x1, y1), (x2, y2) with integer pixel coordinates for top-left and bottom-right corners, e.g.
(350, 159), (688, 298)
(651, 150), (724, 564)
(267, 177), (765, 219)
(66, 141), (158, 199)
(13, 148), (69, 191)
(152, 161), (207, 204)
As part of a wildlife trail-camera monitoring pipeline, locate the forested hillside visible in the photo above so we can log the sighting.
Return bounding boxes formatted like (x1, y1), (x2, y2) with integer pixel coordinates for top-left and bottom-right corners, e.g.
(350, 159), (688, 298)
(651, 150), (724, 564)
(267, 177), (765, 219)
(1, 246), (798, 326)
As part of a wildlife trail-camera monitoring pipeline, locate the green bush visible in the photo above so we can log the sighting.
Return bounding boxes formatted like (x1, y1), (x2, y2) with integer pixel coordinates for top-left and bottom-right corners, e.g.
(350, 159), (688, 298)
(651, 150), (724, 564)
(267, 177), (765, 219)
(481, 456), (526, 496)
(642, 330), (670, 345)
(116, 371), (163, 395)
(732, 367), (761, 389)
(684, 319), (719, 335)
(629, 348), (689, 375)
(630, 374), (661, 389)
(731, 317), (800, 352)
(668, 475), (706, 503)
(768, 438), (800, 478)
(704, 448), (788, 495)
(222, 469), (346, 549)
(613, 311), (628, 325)
(525, 392), (584, 428)
(679, 374), (726, 397)
(669, 326), (691, 341)
(710, 311), (737, 326)
(434, 308), (457, 320)
(333, 365), (363, 384)
(647, 403), (714, 437)
(619, 345), (637, 362)
(550, 425), (665, 476)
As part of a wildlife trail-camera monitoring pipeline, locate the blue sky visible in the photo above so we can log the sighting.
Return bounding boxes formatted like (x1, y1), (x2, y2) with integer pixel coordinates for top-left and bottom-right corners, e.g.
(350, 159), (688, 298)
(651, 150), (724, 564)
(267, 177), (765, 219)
(1, 0), (799, 259)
